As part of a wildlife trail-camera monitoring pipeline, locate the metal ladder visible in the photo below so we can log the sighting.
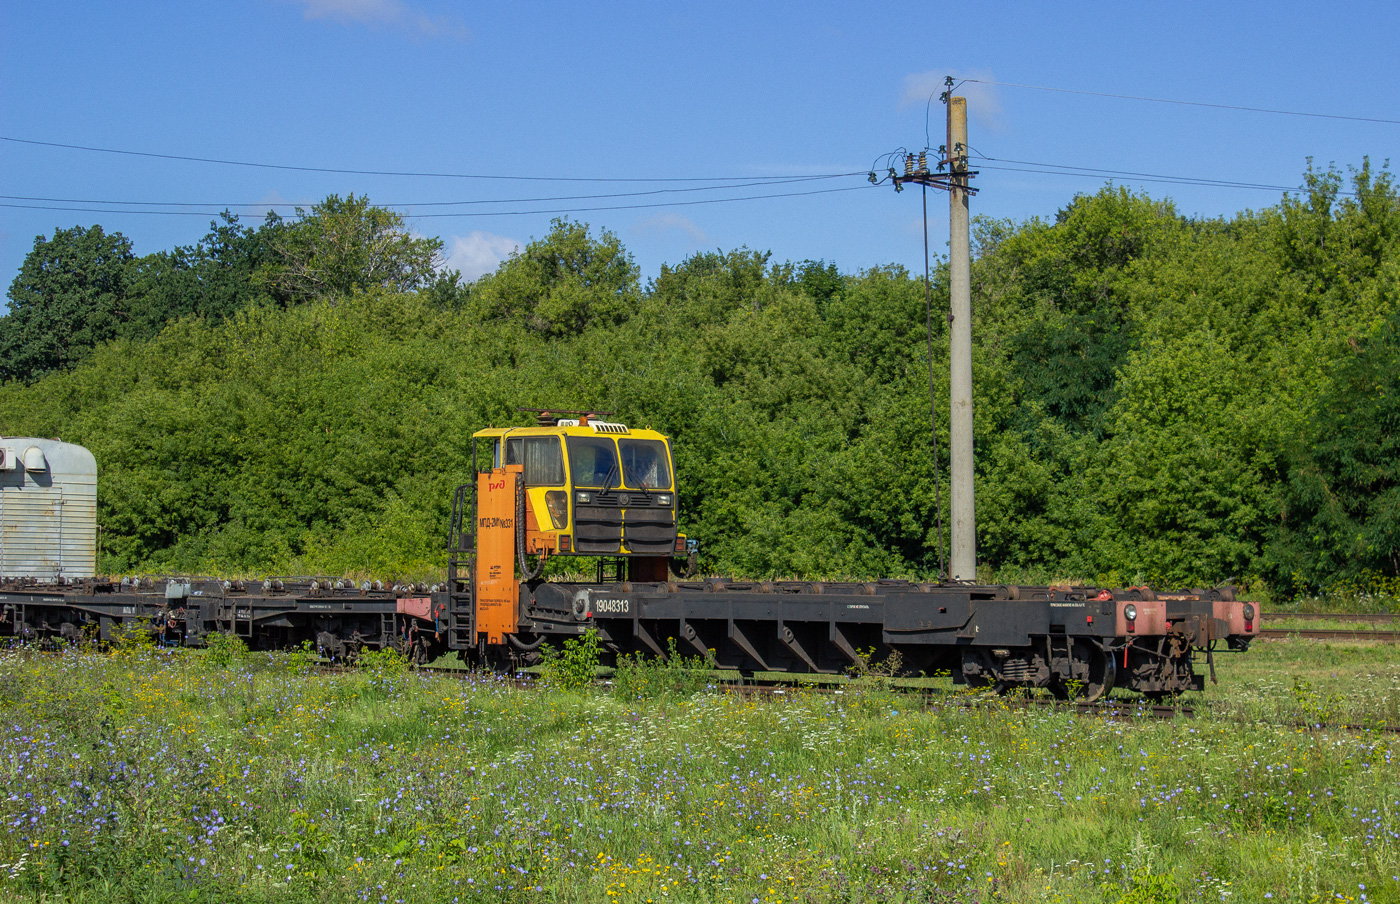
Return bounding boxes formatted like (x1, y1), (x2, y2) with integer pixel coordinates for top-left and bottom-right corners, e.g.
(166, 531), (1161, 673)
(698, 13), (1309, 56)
(446, 483), (476, 649)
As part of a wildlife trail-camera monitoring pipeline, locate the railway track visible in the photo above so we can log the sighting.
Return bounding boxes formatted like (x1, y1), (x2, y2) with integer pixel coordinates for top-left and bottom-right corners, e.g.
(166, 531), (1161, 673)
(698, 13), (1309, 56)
(1260, 627), (1400, 642)
(470, 668), (1400, 733)
(241, 660), (1400, 735)
(1259, 612), (1400, 641)
(1262, 612), (1400, 625)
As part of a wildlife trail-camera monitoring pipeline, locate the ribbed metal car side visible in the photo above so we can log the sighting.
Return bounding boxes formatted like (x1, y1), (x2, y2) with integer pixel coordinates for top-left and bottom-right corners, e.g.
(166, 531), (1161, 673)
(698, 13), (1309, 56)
(0, 438), (97, 579)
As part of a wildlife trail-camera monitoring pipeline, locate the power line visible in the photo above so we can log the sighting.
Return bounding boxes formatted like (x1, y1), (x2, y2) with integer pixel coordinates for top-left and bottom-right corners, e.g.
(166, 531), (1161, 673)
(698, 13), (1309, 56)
(0, 134), (859, 183)
(345, 185), (874, 218)
(0, 203), (230, 217)
(961, 78), (1400, 126)
(971, 154), (1355, 196)
(0, 174), (859, 211)
(979, 163), (1302, 194)
(973, 155), (1301, 191)
(0, 183), (873, 220)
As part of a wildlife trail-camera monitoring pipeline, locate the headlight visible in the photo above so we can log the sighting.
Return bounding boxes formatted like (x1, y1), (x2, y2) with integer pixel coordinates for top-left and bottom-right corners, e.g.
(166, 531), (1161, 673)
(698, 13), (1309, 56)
(545, 490), (568, 530)
(576, 491), (592, 504)
(1123, 603), (1138, 621)
(1242, 604), (1256, 621)
(657, 493), (672, 506)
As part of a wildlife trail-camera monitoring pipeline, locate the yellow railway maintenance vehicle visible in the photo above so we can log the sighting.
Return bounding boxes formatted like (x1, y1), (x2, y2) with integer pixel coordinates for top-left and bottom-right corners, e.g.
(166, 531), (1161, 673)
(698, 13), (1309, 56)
(446, 411), (691, 656)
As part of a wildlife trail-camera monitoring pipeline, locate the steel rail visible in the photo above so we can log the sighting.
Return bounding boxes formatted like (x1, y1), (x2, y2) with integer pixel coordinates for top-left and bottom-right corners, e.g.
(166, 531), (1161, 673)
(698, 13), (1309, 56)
(1261, 612), (1399, 625)
(1260, 628), (1400, 642)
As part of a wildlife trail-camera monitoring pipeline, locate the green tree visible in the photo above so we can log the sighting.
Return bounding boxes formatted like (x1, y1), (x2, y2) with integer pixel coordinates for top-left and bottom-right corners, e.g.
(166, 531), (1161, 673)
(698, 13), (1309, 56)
(1268, 302), (1400, 594)
(1085, 329), (1272, 586)
(468, 218), (639, 337)
(979, 187), (1186, 432)
(257, 194), (442, 304)
(0, 164), (1394, 597)
(124, 211), (288, 338)
(0, 225), (134, 381)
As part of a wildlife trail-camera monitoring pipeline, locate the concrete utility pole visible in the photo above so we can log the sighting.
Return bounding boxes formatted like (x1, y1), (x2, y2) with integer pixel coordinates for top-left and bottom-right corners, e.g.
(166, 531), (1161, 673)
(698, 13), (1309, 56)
(946, 96), (976, 581)
(880, 81), (979, 582)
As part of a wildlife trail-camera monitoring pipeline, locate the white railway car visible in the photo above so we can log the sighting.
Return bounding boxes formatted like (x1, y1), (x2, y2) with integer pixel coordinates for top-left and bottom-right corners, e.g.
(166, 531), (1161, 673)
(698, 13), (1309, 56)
(0, 437), (97, 579)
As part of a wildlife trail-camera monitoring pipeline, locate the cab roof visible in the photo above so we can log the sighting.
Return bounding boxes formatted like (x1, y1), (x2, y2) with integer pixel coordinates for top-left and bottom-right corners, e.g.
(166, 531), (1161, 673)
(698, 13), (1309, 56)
(472, 422), (669, 442)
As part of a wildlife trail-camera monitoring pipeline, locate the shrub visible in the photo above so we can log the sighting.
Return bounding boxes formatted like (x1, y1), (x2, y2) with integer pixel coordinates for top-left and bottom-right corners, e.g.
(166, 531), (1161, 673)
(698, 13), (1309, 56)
(203, 631), (248, 669)
(539, 629), (600, 690)
(281, 639), (320, 675)
(612, 638), (714, 701)
(358, 646), (410, 677)
(108, 622), (156, 659)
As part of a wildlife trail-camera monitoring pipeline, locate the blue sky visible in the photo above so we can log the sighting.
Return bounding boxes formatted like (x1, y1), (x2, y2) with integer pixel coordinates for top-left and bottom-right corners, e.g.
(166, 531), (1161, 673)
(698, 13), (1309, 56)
(2, 1), (1397, 294)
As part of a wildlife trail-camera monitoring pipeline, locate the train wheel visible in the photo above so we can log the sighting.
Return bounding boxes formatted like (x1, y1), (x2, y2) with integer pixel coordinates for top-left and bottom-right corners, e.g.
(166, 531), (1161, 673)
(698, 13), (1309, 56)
(1082, 644), (1116, 703)
(1051, 643), (1116, 703)
(962, 671), (995, 691)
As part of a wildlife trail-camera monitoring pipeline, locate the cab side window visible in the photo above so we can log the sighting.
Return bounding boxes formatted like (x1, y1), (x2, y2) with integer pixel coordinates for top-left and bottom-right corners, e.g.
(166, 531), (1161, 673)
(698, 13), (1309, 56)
(506, 437), (565, 486)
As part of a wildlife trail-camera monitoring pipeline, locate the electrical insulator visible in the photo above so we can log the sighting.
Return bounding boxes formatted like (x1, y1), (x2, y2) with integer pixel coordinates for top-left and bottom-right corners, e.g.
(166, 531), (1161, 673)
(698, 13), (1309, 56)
(904, 154), (914, 176)
(917, 151), (927, 174)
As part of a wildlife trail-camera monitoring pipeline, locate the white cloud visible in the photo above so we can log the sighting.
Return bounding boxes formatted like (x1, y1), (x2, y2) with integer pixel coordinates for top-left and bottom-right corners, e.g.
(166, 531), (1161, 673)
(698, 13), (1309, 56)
(444, 231), (521, 281)
(255, 189), (295, 207)
(901, 69), (1005, 134)
(285, 0), (467, 38)
(633, 212), (709, 245)
(241, 188), (301, 220)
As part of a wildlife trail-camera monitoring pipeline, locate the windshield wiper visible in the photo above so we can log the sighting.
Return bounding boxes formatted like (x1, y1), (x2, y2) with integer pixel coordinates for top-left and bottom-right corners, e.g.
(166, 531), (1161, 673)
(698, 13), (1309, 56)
(600, 459), (620, 496)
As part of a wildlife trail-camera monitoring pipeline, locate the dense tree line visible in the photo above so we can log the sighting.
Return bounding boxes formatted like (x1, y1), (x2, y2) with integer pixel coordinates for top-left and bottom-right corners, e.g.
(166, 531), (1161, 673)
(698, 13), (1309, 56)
(0, 165), (1396, 599)
(0, 195), (446, 382)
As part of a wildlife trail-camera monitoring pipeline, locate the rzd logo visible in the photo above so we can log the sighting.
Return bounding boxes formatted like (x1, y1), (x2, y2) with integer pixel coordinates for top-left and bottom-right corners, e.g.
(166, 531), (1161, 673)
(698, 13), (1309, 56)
(488, 480), (506, 491)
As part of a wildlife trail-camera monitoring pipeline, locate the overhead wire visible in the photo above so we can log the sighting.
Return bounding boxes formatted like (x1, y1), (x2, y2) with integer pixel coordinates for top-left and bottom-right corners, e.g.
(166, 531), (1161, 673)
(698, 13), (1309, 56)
(0, 173), (859, 211)
(0, 134), (861, 183)
(970, 154), (1354, 196)
(407, 184), (872, 217)
(959, 78), (1400, 126)
(5, 74), (1376, 227)
(0, 183), (874, 220)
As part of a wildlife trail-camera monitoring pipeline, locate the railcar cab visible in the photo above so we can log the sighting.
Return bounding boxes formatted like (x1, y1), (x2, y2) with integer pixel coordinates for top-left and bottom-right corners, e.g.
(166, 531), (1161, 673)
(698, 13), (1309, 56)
(469, 412), (684, 581)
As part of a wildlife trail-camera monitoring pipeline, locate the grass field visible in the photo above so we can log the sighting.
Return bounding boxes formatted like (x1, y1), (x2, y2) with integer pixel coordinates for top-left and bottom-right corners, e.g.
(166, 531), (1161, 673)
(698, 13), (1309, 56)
(0, 638), (1394, 903)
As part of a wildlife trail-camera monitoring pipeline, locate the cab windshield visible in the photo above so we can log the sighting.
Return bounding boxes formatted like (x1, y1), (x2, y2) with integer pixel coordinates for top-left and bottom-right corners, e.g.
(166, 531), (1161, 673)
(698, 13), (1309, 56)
(567, 437), (618, 488)
(567, 437), (672, 490)
(620, 439), (671, 490)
